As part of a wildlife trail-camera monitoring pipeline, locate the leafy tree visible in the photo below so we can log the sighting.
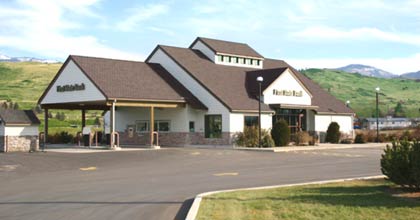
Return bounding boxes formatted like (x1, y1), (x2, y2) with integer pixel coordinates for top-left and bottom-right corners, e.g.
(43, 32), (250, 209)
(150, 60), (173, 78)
(394, 102), (405, 117)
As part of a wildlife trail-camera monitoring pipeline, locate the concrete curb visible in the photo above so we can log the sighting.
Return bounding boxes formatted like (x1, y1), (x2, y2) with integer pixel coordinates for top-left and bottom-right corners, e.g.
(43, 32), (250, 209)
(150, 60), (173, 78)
(185, 175), (386, 220)
(234, 143), (388, 152)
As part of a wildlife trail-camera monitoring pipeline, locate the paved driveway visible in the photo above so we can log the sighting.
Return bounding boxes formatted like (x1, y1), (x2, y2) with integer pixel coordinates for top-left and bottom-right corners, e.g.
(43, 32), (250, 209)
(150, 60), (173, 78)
(0, 147), (384, 220)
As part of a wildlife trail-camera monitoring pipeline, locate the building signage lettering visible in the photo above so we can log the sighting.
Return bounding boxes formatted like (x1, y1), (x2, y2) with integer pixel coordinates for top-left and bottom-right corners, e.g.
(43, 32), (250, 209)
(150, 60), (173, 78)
(273, 89), (303, 97)
(57, 83), (85, 92)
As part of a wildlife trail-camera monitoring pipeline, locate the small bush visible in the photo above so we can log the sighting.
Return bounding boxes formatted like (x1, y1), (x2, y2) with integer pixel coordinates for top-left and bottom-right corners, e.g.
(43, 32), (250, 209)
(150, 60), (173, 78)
(271, 119), (290, 146)
(354, 133), (366, 144)
(295, 131), (310, 146)
(262, 132), (275, 148)
(325, 122), (340, 143)
(381, 139), (420, 190)
(235, 126), (274, 148)
(48, 131), (75, 144)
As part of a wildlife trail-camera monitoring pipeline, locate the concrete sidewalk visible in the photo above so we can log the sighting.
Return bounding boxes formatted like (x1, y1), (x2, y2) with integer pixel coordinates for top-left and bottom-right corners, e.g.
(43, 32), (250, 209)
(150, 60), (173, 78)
(234, 142), (388, 152)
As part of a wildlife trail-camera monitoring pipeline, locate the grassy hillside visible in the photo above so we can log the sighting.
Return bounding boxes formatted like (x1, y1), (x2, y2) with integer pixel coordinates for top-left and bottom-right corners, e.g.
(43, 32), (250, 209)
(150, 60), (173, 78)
(0, 62), (61, 108)
(301, 68), (420, 118)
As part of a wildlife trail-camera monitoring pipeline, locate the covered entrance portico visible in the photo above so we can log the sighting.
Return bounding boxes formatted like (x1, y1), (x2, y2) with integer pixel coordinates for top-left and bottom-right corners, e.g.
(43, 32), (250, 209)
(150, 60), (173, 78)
(40, 100), (183, 149)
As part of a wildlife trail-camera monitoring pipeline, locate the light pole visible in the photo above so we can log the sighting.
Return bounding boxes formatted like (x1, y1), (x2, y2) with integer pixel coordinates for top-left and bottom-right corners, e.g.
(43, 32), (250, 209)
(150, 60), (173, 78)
(376, 87), (380, 143)
(346, 100), (350, 108)
(257, 76), (263, 148)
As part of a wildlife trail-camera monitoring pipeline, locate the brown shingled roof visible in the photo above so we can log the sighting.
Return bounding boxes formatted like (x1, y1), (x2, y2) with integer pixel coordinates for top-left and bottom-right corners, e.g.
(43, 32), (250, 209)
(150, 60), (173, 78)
(191, 37), (264, 59)
(154, 45), (353, 114)
(0, 108), (40, 125)
(41, 56), (207, 110)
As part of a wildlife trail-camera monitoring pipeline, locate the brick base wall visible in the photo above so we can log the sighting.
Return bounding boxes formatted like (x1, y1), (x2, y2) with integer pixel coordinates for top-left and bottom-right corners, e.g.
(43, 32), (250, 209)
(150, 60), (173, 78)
(0, 136), (39, 152)
(119, 131), (234, 146)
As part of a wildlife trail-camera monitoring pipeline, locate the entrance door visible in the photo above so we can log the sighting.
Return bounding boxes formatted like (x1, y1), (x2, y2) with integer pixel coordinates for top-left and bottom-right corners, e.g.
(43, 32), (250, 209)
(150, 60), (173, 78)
(273, 109), (306, 133)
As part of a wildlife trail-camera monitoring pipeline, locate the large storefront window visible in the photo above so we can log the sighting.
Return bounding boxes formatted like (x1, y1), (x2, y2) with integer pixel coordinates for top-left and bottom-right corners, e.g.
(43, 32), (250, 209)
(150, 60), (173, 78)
(205, 115), (222, 138)
(273, 109), (306, 133)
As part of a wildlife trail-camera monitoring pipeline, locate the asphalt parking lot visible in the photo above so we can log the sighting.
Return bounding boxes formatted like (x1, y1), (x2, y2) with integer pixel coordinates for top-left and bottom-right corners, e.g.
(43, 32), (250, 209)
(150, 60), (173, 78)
(0, 146), (385, 220)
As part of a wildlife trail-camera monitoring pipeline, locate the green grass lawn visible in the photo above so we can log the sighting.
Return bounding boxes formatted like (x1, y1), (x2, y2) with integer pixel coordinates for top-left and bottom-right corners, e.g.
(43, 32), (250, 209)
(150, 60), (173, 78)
(196, 179), (420, 220)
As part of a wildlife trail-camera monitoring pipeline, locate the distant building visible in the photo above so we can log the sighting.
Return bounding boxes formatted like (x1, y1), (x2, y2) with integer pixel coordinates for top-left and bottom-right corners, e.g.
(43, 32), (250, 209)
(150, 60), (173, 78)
(0, 108), (40, 152)
(363, 116), (412, 130)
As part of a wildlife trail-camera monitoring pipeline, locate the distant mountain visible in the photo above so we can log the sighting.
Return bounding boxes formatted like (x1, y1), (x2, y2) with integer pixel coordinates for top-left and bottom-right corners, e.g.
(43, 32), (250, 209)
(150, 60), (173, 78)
(400, 71), (420, 79)
(0, 53), (60, 63)
(334, 64), (395, 78)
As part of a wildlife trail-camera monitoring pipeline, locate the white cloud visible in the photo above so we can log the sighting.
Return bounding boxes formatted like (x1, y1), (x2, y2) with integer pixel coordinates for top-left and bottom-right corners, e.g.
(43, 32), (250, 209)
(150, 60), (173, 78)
(0, 0), (144, 61)
(291, 26), (420, 46)
(116, 4), (169, 32)
(287, 53), (420, 75)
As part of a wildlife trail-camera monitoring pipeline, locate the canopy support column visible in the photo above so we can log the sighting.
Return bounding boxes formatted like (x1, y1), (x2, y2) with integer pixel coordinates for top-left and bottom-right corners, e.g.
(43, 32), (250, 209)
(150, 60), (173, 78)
(150, 106), (154, 147)
(43, 108), (48, 151)
(81, 109), (86, 128)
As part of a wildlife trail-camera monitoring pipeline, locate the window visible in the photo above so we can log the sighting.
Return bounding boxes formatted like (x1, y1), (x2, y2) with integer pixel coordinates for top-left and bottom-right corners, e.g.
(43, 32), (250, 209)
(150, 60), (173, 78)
(238, 57), (244, 64)
(136, 120), (170, 132)
(205, 115), (222, 138)
(189, 121), (195, 132)
(256, 60), (261, 66)
(244, 116), (258, 127)
(217, 55), (222, 62)
(136, 120), (149, 133)
(155, 120), (170, 132)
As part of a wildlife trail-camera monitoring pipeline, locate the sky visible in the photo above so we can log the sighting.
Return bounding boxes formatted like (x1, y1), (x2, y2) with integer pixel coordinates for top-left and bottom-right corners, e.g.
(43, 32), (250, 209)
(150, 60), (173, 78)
(0, 0), (419, 75)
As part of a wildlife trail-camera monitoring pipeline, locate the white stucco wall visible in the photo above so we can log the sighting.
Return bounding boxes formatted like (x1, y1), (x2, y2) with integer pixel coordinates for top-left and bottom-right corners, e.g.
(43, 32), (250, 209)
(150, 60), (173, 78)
(4, 125), (39, 136)
(41, 60), (106, 104)
(315, 115), (354, 134)
(263, 69), (312, 106)
(229, 113), (272, 133)
(191, 40), (216, 62)
(148, 48), (231, 132)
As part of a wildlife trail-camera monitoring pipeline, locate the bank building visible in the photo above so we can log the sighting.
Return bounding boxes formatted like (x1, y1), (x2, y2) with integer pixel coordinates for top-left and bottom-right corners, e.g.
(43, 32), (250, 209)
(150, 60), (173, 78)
(39, 37), (354, 148)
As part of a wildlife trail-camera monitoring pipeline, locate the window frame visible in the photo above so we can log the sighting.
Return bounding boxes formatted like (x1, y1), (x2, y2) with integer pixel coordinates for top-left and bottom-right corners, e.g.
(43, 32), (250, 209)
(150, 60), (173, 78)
(135, 120), (171, 133)
(205, 114), (222, 138)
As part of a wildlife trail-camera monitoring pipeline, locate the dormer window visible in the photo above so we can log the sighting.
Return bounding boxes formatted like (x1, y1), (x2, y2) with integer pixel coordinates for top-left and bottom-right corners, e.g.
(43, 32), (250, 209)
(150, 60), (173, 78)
(215, 54), (263, 68)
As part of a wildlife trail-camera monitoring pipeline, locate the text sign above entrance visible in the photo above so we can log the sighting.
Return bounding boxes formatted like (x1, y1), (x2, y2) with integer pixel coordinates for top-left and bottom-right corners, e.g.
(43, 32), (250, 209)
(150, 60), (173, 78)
(273, 89), (303, 97)
(56, 83), (86, 92)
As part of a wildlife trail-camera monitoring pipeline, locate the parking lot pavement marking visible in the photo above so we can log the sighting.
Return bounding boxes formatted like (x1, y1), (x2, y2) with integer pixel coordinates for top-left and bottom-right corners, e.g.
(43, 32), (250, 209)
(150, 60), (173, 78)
(0, 164), (20, 172)
(190, 152), (201, 155)
(79, 167), (97, 171)
(213, 172), (239, 176)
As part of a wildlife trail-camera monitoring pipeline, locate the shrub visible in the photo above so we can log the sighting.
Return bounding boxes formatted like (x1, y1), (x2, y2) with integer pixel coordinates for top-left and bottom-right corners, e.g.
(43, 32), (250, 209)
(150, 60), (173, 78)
(295, 131), (310, 146)
(235, 126), (274, 148)
(381, 139), (420, 190)
(261, 131), (275, 148)
(354, 133), (366, 144)
(307, 131), (319, 146)
(47, 131), (75, 144)
(325, 122), (340, 143)
(271, 119), (290, 146)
